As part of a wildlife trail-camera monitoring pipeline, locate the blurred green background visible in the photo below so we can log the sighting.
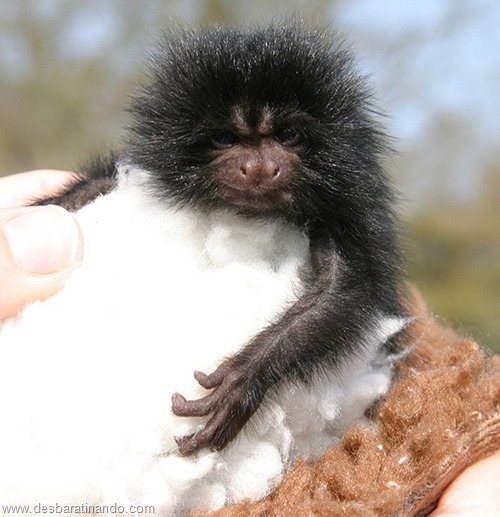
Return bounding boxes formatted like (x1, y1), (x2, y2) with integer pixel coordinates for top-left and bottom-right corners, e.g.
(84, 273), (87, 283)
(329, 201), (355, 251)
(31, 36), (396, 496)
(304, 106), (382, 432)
(1, 0), (498, 352)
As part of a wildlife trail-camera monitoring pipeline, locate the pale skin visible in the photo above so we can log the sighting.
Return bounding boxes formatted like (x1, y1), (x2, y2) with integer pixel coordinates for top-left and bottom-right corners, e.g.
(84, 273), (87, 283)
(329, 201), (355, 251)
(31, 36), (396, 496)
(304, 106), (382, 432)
(429, 450), (500, 516)
(0, 170), (83, 319)
(0, 170), (498, 513)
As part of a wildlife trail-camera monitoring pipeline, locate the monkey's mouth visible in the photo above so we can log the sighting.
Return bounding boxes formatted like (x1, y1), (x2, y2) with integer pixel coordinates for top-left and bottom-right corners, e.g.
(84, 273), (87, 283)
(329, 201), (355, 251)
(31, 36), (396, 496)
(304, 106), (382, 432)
(219, 185), (293, 211)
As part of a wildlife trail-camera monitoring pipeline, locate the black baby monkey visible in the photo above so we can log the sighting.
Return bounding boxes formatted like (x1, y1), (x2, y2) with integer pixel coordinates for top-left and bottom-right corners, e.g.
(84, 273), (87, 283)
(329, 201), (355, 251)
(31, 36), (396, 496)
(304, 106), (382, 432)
(40, 22), (405, 455)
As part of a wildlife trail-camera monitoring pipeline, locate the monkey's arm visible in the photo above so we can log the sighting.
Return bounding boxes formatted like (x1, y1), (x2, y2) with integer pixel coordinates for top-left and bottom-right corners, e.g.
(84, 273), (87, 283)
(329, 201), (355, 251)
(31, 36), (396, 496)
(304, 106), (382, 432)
(32, 153), (118, 211)
(172, 233), (398, 455)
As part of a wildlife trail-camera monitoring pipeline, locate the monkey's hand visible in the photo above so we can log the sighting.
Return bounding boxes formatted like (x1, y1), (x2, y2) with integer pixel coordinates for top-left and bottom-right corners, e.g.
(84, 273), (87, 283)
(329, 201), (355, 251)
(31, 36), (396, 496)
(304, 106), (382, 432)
(171, 360), (262, 455)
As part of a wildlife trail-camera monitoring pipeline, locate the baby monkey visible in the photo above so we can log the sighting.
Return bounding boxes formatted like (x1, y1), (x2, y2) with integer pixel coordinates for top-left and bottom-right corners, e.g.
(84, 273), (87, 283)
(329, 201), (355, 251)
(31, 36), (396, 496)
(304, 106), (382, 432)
(40, 22), (405, 455)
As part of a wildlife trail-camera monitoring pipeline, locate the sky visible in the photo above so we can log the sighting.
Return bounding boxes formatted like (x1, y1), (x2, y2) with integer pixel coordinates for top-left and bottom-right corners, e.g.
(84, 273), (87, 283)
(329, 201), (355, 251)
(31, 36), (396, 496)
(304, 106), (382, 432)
(339, 0), (500, 137)
(336, 0), (500, 201)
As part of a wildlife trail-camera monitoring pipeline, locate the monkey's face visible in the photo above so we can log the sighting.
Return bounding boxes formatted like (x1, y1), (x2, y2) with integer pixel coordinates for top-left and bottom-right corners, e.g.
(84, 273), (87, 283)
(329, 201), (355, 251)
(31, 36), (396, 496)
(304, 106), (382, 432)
(207, 108), (306, 211)
(127, 24), (388, 223)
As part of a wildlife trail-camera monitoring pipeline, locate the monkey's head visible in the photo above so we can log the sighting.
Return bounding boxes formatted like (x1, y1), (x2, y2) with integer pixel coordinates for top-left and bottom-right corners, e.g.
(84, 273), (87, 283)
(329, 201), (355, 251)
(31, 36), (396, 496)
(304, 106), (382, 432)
(127, 22), (391, 225)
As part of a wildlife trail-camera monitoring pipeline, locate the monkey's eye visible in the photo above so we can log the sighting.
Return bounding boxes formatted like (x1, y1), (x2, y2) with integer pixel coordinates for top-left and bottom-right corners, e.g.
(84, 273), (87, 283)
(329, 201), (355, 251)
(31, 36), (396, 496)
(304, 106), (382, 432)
(275, 128), (300, 146)
(212, 132), (239, 149)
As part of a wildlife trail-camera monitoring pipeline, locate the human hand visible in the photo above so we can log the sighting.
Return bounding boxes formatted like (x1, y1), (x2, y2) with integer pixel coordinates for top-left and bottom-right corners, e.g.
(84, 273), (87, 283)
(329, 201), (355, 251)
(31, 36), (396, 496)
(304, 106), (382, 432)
(430, 449), (500, 516)
(0, 170), (83, 320)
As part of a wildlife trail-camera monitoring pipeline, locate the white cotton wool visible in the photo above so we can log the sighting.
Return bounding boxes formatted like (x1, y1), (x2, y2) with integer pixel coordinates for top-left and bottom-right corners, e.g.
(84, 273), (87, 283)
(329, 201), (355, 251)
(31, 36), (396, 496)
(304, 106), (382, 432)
(0, 165), (404, 515)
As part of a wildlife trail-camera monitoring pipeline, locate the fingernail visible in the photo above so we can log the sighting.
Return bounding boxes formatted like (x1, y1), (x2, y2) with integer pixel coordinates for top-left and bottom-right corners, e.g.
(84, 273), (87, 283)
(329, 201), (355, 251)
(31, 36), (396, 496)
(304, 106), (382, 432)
(5, 206), (82, 275)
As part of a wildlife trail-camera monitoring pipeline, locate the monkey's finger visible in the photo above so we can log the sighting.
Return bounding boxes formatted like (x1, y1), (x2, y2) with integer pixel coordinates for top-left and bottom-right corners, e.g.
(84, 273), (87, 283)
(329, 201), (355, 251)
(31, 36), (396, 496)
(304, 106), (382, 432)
(174, 433), (198, 455)
(194, 369), (224, 389)
(175, 431), (214, 455)
(171, 392), (218, 416)
(175, 405), (231, 454)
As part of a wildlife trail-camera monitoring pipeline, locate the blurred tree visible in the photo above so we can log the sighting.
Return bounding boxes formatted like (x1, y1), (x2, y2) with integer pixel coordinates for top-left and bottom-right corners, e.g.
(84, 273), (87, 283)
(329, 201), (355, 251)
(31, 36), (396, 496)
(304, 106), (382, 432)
(196, 0), (333, 24)
(0, 1), (144, 173)
(400, 111), (488, 205)
(405, 159), (500, 352)
(0, 0), (333, 175)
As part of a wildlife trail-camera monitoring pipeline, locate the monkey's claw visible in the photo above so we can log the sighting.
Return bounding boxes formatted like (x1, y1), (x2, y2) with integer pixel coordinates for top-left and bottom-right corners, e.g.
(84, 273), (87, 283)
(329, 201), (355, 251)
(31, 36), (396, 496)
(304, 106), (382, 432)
(172, 361), (260, 455)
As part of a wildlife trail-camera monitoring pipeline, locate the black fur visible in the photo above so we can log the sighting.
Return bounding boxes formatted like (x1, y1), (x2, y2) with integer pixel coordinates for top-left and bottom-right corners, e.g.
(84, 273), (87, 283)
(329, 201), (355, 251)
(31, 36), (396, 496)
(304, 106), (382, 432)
(34, 151), (118, 211)
(40, 22), (406, 454)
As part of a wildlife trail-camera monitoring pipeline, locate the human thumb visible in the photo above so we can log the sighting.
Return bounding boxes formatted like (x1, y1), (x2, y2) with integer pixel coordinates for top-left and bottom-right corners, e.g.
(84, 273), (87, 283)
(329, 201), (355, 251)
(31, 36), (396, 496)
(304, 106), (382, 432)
(0, 205), (83, 320)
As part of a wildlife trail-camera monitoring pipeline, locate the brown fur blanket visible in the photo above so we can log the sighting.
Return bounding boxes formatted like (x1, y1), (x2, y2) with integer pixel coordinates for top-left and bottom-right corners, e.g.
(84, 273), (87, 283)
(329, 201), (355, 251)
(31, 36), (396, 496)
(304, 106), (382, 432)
(198, 292), (500, 516)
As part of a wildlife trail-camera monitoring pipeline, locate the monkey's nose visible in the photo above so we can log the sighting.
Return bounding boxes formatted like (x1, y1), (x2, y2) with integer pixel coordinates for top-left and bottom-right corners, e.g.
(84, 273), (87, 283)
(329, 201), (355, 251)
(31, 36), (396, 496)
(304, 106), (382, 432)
(240, 159), (280, 187)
